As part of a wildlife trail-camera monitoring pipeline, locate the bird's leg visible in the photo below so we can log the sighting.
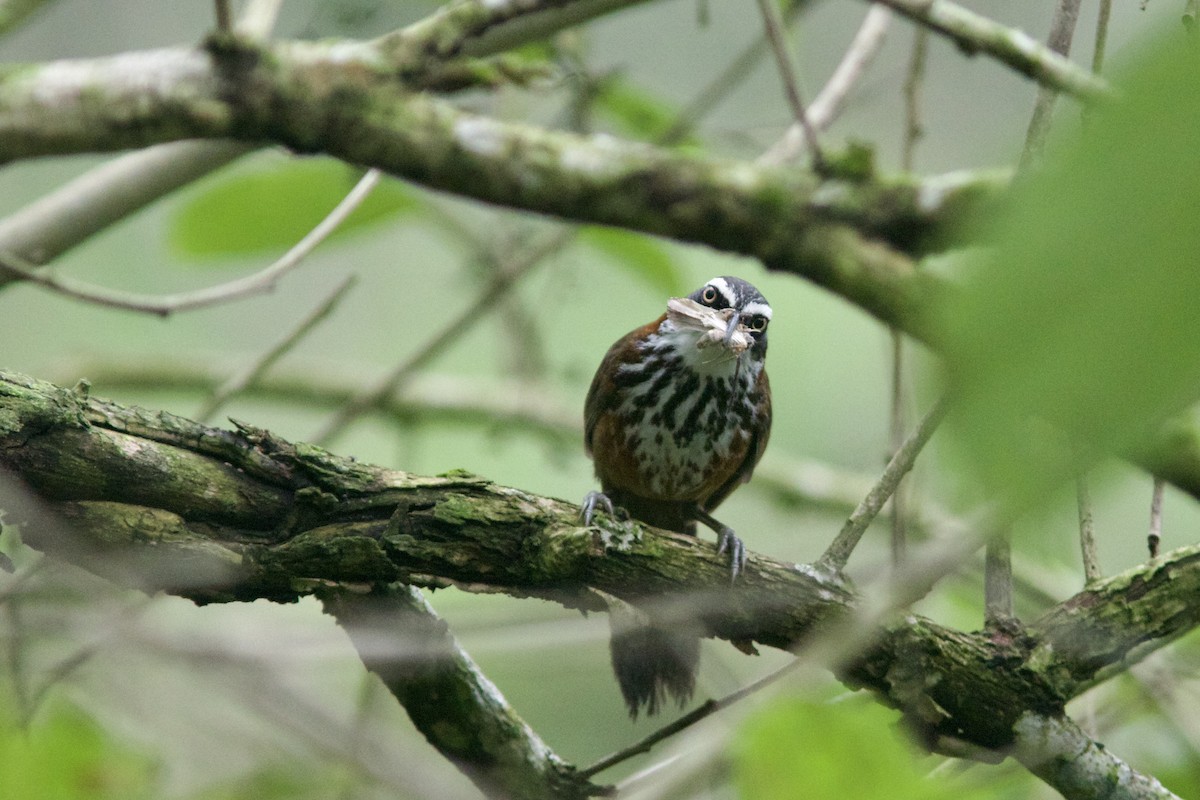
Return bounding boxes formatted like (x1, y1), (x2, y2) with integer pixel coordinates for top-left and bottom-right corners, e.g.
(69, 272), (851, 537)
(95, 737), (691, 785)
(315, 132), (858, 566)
(691, 506), (746, 582)
(581, 490), (616, 526)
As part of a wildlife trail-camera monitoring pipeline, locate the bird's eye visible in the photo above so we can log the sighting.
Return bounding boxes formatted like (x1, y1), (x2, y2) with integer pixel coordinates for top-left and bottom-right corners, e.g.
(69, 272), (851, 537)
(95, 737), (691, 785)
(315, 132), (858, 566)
(747, 315), (768, 332)
(701, 286), (719, 304)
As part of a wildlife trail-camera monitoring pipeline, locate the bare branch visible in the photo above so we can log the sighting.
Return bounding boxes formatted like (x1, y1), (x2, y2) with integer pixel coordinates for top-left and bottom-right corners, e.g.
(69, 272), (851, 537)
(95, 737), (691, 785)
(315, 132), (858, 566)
(0, 169), (379, 316)
(1019, 0), (1083, 170)
(196, 275), (358, 423)
(1013, 713), (1181, 800)
(0, 141), (254, 281)
(754, 0), (825, 169)
(984, 534), (1014, 624)
(759, 4), (892, 166)
(817, 396), (949, 573)
(213, 0), (232, 32)
(312, 227), (572, 444)
(1077, 473), (1103, 583)
(872, 0), (1109, 101)
(1149, 477), (1164, 558)
(0, 36), (1008, 343)
(580, 660), (800, 779)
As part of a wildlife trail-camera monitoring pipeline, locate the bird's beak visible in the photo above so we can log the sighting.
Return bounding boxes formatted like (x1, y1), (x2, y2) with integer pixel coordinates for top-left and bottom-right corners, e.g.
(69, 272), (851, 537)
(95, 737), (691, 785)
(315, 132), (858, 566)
(723, 310), (742, 347)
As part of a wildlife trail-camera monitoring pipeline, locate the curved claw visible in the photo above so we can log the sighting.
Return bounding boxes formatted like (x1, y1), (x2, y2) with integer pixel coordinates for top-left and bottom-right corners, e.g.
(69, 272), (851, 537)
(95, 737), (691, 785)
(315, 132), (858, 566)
(715, 527), (747, 583)
(581, 490), (615, 525)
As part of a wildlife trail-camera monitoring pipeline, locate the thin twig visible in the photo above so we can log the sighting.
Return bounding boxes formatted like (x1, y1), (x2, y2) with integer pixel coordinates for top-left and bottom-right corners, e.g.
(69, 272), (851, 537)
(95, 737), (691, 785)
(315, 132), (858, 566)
(214, 0), (232, 31)
(1149, 477), (1164, 558)
(754, 0), (826, 170)
(888, 333), (907, 566)
(1077, 473), (1102, 583)
(1082, 0), (1114, 134)
(888, 23), (927, 567)
(1091, 0), (1113, 73)
(901, 26), (929, 172)
(0, 169), (381, 316)
(579, 659), (801, 779)
(666, 0), (807, 145)
(984, 534), (1014, 624)
(1018, 0), (1083, 170)
(817, 396), (949, 573)
(758, 4), (892, 166)
(312, 228), (572, 445)
(195, 275), (358, 423)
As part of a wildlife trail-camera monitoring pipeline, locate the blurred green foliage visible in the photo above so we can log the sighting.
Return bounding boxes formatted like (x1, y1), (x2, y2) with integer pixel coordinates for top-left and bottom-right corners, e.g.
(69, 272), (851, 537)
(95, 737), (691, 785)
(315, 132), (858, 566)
(943, 27), (1200, 509)
(593, 77), (685, 143)
(169, 158), (421, 258)
(579, 226), (685, 297)
(732, 696), (987, 800)
(0, 696), (157, 800)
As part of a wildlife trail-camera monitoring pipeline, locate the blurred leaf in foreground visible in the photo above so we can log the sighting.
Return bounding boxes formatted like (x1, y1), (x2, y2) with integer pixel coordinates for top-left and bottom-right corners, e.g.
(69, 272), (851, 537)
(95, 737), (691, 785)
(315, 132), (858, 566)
(732, 696), (968, 800)
(593, 76), (687, 144)
(170, 157), (421, 258)
(940, 27), (1200, 508)
(0, 696), (157, 800)
(580, 226), (685, 297)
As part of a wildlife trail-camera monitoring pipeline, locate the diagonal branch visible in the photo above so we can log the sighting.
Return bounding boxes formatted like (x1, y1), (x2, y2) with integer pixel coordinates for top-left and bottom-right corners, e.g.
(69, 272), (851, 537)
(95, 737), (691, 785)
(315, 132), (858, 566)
(871, 0), (1109, 101)
(1012, 712), (1180, 800)
(322, 584), (598, 800)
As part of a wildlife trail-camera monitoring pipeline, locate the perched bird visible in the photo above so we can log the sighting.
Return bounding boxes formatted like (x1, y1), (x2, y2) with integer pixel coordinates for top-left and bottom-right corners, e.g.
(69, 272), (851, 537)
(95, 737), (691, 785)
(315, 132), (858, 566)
(582, 275), (773, 716)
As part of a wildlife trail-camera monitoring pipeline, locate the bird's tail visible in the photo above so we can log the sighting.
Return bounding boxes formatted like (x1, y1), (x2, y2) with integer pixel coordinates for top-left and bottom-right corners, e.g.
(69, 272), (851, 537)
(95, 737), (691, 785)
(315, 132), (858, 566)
(606, 595), (701, 718)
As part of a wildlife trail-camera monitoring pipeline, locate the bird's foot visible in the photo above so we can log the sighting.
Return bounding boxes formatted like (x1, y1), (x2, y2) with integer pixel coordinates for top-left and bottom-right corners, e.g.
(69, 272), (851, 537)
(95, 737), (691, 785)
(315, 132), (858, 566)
(692, 506), (747, 583)
(581, 490), (616, 525)
(715, 526), (746, 583)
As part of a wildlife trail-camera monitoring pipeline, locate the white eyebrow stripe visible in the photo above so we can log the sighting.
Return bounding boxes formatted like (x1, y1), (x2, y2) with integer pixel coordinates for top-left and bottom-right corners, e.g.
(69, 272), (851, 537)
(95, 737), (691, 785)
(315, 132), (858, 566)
(707, 277), (736, 306)
(742, 301), (772, 320)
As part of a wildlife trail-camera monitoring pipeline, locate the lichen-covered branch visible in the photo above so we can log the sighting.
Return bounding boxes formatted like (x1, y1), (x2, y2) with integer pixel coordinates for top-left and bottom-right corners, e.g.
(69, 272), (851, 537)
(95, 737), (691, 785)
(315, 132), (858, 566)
(2, 370), (1199, 773)
(322, 585), (595, 800)
(0, 37), (1004, 345)
(1012, 713), (1180, 800)
(872, 0), (1109, 101)
(0, 0), (636, 285)
(67, 356), (1200, 511)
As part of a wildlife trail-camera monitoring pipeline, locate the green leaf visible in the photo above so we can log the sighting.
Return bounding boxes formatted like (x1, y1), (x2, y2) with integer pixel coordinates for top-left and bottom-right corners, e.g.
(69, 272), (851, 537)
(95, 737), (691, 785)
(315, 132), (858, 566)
(593, 78), (684, 143)
(170, 157), (421, 258)
(940, 27), (1200, 507)
(580, 226), (685, 296)
(733, 697), (960, 800)
(0, 697), (157, 800)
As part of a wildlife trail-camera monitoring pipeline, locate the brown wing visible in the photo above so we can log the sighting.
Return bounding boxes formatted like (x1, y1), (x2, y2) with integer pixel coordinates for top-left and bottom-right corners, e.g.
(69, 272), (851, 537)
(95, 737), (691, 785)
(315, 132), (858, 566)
(584, 315), (664, 457)
(701, 368), (771, 514)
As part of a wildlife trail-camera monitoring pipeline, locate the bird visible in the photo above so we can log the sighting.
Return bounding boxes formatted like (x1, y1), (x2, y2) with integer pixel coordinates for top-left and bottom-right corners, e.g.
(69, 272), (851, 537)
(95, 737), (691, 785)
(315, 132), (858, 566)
(582, 275), (773, 717)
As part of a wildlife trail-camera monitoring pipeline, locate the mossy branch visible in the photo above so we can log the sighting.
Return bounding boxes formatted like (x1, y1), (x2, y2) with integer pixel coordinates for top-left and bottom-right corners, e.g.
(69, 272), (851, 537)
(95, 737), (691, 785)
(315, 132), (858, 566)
(0, 36), (1003, 345)
(2, 370), (1199, 775)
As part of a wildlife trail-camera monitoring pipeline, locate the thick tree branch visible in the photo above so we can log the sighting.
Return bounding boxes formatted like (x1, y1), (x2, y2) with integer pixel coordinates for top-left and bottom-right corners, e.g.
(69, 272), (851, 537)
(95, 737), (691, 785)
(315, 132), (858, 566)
(2, 371), (1198, 770)
(0, 0), (642, 293)
(322, 584), (597, 800)
(71, 355), (1200, 510)
(0, 38), (1004, 345)
(1012, 713), (1179, 800)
